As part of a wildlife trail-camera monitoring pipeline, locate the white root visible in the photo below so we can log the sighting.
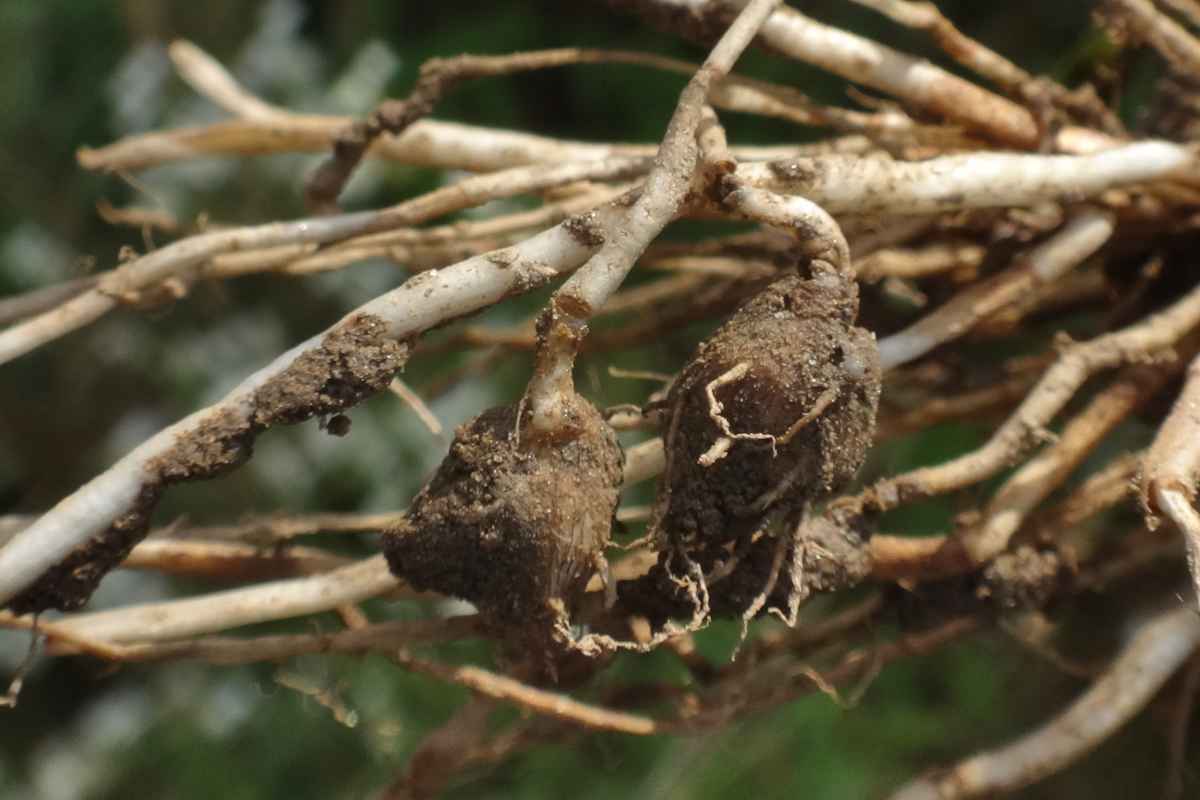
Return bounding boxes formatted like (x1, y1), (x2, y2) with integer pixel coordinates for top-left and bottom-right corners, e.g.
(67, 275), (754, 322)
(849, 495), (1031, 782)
(637, 0), (1038, 146)
(1155, 487), (1200, 609)
(0, 220), (603, 607)
(623, 438), (667, 487)
(878, 208), (1117, 369)
(0, 155), (650, 366)
(0, 211), (379, 365)
(51, 555), (397, 644)
(737, 142), (1192, 215)
(521, 0), (782, 440)
(720, 185), (850, 272)
(699, 362), (778, 466)
(1143, 350), (1200, 606)
(889, 606), (1200, 799)
(2, 436), (670, 641)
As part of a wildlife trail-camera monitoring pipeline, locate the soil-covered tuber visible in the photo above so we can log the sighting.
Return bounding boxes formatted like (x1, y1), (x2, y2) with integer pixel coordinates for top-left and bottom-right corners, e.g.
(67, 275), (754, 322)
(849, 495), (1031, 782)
(649, 261), (881, 617)
(383, 394), (623, 652)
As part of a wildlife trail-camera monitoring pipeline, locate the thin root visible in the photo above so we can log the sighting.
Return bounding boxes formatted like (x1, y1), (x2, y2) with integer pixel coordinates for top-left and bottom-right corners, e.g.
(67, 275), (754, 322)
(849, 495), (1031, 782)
(699, 362), (777, 465)
(733, 530), (790, 658)
(569, 547), (712, 656)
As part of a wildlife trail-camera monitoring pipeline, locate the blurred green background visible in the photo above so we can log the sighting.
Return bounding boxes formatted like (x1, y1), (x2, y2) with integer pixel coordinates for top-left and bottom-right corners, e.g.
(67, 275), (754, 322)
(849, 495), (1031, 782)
(0, 1), (1190, 798)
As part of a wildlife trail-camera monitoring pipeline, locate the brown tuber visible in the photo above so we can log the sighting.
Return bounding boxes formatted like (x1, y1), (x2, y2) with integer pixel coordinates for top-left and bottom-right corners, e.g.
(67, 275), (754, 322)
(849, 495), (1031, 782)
(382, 394), (623, 654)
(647, 261), (881, 619)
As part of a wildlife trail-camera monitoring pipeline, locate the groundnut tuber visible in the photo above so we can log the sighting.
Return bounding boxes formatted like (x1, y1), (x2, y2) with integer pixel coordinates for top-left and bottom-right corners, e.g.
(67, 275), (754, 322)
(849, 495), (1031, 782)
(647, 260), (881, 618)
(383, 394), (623, 653)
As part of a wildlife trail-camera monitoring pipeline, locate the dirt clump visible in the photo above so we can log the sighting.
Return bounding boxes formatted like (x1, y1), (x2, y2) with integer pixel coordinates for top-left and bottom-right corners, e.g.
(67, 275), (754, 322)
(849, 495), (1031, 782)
(383, 395), (623, 652)
(7, 486), (162, 615)
(978, 546), (1066, 610)
(8, 313), (407, 615)
(252, 314), (407, 426)
(888, 546), (1067, 629)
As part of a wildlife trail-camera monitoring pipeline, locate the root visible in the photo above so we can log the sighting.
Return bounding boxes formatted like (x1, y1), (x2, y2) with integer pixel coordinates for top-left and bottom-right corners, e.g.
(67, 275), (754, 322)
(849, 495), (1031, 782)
(733, 530), (790, 658)
(567, 547), (711, 656)
(697, 365), (842, 481)
(699, 362), (778, 466)
(705, 530), (760, 584)
(773, 519), (813, 628)
(594, 551), (617, 610)
(778, 384), (840, 444)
